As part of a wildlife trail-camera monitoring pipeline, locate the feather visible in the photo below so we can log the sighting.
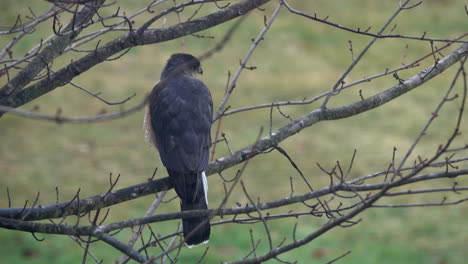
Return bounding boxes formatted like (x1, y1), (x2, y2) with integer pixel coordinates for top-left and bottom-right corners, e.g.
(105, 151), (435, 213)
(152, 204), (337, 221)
(143, 105), (156, 146)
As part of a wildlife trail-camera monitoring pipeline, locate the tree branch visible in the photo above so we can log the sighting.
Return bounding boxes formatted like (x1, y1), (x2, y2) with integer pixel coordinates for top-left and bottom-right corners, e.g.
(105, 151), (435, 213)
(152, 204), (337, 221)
(0, 0), (106, 98)
(0, 0), (271, 117)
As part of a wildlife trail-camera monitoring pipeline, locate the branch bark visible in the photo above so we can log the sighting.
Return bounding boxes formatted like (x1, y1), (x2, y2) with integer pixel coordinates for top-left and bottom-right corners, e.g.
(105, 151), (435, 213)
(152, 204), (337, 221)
(0, 0), (271, 117)
(0, 0), (106, 98)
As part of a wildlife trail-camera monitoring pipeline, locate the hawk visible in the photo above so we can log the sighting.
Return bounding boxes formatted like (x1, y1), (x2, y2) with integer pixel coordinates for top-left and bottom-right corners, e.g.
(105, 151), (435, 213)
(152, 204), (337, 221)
(144, 53), (212, 246)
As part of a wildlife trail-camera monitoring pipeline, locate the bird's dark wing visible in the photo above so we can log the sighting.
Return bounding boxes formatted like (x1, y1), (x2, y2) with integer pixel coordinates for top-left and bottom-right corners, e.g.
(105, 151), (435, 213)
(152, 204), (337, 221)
(149, 76), (212, 173)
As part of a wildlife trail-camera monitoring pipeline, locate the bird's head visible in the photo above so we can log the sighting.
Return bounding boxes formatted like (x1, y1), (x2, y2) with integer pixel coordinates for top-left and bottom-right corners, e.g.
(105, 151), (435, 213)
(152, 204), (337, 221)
(161, 53), (203, 79)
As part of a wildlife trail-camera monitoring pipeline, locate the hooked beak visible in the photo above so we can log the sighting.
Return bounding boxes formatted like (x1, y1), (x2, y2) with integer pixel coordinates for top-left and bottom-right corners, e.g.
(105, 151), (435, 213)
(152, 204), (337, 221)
(197, 66), (203, 75)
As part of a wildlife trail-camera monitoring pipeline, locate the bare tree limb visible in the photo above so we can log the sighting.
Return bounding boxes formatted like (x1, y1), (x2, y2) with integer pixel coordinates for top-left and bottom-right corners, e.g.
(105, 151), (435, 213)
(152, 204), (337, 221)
(0, 0), (106, 97)
(0, 0), (271, 117)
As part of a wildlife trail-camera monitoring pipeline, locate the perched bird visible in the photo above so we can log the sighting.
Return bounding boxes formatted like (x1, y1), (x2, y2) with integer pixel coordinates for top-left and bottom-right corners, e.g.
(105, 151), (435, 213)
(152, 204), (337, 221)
(144, 53), (212, 246)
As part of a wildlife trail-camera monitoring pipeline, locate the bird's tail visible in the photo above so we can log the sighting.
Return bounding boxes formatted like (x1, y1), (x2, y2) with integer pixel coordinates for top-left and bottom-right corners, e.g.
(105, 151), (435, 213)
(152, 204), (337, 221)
(168, 169), (210, 246)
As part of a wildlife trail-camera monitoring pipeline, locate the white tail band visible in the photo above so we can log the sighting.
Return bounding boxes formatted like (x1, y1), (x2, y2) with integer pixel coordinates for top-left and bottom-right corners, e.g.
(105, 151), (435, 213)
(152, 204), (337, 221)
(202, 171), (208, 205)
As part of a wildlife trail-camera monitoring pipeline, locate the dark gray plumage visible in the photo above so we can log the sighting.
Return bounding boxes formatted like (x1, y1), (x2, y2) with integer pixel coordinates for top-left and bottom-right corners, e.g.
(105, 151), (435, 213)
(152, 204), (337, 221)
(145, 53), (212, 246)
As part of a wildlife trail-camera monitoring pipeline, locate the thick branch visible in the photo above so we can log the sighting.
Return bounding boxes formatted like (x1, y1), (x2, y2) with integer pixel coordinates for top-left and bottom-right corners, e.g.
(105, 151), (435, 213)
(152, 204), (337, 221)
(0, 0), (271, 117)
(208, 43), (468, 173)
(1, 169), (466, 240)
(0, 177), (171, 220)
(0, 0), (106, 98)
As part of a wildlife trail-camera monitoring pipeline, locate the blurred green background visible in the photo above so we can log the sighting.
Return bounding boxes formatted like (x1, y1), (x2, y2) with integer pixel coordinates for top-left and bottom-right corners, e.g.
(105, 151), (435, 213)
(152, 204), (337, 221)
(1, 0), (467, 263)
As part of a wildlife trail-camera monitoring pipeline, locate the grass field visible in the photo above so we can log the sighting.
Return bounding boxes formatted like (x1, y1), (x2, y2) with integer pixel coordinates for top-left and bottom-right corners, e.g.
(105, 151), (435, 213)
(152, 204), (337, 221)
(1, 0), (467, 263)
